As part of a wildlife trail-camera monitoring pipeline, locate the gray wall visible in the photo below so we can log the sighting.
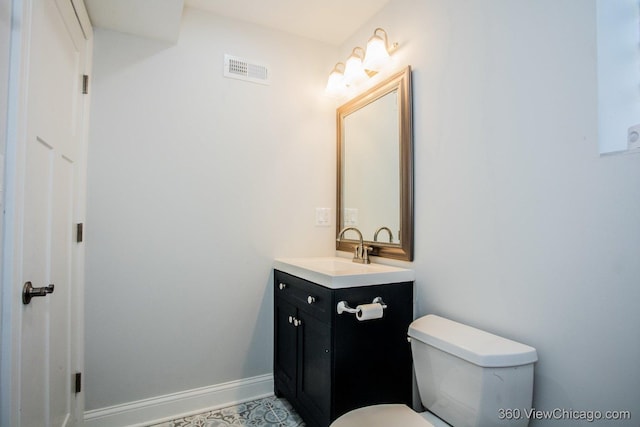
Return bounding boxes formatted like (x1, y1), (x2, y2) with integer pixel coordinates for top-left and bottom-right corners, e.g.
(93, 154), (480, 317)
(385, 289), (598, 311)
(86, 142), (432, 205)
(344, 0), (639, 423)
(85, 8), (336, 410)
(86, 0), (640, 424)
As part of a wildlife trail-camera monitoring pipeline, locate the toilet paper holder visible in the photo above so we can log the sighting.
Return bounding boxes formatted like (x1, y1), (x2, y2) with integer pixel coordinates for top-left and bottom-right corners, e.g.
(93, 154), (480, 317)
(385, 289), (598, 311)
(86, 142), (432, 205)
(337, 297), (387, 315)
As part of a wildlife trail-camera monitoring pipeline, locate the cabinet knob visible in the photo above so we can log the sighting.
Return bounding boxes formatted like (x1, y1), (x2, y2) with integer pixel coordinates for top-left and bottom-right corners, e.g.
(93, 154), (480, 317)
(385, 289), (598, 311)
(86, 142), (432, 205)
(279, 283), (287, 290)
(307, 296), (316, 304)
(288, 316), (293, 324)
(294, 318), (303, 327)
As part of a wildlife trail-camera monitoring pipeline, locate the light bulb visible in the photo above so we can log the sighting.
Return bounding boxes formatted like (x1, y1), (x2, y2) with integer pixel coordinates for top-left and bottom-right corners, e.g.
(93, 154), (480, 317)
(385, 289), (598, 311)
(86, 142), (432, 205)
(363, 35), (390, 72)
(325, 63), (346, 96)
(343, 49), (368, 86)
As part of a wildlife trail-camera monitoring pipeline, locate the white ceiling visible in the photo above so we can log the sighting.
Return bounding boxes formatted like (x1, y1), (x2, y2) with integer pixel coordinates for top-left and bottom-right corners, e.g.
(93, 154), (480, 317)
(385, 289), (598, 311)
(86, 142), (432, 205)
(84, 0), (392, 46)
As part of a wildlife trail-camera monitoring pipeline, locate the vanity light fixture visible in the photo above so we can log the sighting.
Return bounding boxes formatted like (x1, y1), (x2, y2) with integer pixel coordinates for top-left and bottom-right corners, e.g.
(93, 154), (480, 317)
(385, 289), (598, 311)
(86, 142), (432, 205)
(363, 28), (398, 72)
(343, 47), (368, 86)
(325, 62), (347, 96)
(325, 27), (398, 95)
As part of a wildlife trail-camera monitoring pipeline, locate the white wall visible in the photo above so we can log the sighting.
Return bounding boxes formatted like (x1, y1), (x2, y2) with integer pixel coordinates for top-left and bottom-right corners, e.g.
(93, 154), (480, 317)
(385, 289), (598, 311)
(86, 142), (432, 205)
(342, 0), (639, 423)
(86, 0), (640, 423)
(85, 8), (336, 410)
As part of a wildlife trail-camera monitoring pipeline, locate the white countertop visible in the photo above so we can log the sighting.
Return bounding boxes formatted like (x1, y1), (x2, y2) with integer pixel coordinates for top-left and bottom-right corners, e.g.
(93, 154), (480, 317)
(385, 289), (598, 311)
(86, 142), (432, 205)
(273, 257), (415, 289)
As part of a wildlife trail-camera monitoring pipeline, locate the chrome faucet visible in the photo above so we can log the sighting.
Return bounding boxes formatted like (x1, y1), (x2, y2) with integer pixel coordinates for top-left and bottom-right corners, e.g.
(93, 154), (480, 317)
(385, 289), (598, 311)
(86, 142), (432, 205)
(337, 226), (371, 264)
(373, 226), (394, 243)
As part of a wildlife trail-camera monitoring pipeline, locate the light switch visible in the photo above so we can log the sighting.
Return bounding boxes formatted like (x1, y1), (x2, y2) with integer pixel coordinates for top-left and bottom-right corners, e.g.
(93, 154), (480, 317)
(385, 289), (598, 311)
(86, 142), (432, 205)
(315, 208), (331, 226)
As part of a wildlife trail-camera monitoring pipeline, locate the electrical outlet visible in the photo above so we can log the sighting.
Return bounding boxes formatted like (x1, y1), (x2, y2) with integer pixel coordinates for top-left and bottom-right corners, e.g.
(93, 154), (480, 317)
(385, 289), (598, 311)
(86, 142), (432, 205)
(627, 124), (640, 151)
(344, 208), (358, 226)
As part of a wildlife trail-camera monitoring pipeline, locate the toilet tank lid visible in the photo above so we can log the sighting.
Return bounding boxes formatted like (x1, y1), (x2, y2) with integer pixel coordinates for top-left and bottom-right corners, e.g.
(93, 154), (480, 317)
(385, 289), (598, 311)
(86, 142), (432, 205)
(408, 315), (538, 367)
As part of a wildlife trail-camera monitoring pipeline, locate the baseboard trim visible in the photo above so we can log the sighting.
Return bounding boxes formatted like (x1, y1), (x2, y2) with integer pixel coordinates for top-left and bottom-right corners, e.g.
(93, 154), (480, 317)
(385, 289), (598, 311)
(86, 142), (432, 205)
(84, 374), (274, 427)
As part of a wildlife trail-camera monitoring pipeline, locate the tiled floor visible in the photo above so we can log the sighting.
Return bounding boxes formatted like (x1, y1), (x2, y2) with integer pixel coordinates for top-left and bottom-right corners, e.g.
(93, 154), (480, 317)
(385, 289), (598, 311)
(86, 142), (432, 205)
(148, 396), (305, 427)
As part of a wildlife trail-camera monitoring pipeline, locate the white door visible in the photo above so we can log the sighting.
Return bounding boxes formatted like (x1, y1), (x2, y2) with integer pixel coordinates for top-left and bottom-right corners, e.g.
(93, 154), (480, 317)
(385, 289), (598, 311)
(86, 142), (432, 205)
(2, 0), (91, 426)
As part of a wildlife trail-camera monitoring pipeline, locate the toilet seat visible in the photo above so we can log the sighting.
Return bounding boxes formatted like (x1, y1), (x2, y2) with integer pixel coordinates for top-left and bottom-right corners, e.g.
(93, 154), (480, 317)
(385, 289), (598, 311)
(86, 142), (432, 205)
(330, 404), (434, 427)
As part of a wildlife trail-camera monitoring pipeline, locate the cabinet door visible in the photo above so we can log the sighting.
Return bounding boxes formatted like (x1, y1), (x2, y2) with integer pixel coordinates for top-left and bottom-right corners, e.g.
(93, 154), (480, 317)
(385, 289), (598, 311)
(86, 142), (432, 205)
(297, 311), (332, 426)
(333, 282), (413, 418)
(274, 298), (297, 398)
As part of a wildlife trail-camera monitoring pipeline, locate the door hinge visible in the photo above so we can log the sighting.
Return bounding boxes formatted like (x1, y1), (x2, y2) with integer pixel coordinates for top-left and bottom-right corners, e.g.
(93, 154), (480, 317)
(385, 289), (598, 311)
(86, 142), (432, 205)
(75, 372), (82, 393)
(82, 74), (89, 94)
(76, 223), (84, 243)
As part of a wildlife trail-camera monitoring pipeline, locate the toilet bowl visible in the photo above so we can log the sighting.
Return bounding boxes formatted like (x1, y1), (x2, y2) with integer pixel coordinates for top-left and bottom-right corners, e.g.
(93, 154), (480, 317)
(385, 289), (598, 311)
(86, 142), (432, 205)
(331, 404), (447, 427)
(330, 315), (538, 427)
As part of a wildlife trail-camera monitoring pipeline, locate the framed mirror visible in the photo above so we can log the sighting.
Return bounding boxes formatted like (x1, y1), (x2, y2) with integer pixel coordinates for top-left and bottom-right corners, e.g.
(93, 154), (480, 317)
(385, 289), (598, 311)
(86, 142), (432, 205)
(336, 66), (413, 261)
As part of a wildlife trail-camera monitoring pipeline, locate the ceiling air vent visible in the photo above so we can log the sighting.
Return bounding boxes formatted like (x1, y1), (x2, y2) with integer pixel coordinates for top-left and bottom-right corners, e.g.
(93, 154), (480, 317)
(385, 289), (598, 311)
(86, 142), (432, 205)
(224, 54), (270, 85)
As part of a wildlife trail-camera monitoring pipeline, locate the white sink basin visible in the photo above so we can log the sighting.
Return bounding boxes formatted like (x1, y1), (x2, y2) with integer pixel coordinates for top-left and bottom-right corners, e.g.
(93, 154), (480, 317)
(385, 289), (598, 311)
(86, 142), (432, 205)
(273, 257), (414, 289)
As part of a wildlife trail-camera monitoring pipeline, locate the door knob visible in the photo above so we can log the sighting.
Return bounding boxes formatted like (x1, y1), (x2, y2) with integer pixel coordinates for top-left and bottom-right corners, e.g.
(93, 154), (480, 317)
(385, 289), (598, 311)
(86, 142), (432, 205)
(22, 282), (54, 305)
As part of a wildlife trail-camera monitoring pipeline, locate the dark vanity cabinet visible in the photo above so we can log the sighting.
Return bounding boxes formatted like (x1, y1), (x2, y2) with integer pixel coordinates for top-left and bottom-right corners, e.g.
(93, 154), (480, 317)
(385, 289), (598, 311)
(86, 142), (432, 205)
(273, 269), (413, 427)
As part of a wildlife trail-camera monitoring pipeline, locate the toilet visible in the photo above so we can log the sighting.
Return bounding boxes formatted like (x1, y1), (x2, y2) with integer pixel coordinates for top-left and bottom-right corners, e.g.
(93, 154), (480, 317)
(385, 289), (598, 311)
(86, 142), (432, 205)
(330, 314), (538, 427)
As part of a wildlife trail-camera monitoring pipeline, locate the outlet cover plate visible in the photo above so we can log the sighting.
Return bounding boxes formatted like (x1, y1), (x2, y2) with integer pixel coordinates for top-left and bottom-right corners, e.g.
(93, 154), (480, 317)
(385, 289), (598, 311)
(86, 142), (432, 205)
(627, 124), (640, 151)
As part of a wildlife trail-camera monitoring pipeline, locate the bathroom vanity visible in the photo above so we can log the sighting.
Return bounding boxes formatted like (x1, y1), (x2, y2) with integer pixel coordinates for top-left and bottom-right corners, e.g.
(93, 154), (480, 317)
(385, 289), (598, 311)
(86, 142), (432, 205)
(273, 257), (414, 427)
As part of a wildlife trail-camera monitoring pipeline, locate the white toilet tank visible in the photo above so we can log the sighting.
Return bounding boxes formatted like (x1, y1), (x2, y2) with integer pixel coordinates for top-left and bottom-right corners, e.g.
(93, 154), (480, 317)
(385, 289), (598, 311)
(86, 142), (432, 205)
(409, 315), (538, 427)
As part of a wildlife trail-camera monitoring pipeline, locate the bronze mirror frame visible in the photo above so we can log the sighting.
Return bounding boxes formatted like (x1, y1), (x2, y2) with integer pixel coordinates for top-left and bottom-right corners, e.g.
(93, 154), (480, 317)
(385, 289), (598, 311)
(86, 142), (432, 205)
(336, 66), (413, 261)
